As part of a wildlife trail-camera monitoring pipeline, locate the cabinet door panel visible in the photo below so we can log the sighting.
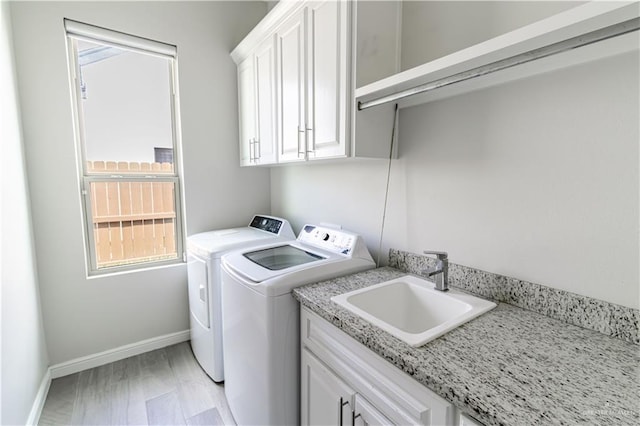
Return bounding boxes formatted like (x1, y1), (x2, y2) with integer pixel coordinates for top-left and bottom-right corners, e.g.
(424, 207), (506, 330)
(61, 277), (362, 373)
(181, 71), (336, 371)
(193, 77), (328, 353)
(254, 37), (277, 164)
(302, 348), (354, 426)
(307, 0), (348, 159)
(353, 394), (393, 426)
(277, 11), (307, 163)
(237, 56), (256, 166)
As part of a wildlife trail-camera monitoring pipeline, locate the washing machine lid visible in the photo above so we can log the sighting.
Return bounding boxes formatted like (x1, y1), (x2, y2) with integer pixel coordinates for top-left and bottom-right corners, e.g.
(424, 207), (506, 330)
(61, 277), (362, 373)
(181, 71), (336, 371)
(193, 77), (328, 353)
(243, 245), (326, 271)
(224, 241), (336, 282)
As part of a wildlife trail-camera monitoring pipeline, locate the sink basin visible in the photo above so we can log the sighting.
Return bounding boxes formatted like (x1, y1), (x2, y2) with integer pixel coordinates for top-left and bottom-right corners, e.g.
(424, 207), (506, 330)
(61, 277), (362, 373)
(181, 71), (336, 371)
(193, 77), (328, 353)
(331, 275), (496, 347)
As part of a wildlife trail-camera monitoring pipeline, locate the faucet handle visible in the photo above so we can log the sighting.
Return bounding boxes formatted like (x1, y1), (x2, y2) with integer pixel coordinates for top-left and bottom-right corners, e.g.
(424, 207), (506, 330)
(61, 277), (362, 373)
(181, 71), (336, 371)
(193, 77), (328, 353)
(423, 250), (448, 260)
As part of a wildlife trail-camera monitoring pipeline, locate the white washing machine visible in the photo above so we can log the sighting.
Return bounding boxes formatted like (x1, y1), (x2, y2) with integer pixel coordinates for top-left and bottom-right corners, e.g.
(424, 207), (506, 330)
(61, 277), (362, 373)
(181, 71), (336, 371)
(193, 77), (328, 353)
(221, 224), (375, 425)
(187, 215), (294, 382)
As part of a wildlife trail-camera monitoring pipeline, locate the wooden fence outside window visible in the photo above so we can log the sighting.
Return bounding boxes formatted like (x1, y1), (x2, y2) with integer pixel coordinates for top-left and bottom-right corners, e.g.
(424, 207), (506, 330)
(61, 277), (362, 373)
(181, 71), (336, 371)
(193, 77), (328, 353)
(87, 161), (177, 269)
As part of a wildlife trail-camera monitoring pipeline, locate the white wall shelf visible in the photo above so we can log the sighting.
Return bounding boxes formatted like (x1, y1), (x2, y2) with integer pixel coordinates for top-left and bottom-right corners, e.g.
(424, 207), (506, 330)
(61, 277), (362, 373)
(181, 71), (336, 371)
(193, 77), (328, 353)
(355, 1), (639, 110)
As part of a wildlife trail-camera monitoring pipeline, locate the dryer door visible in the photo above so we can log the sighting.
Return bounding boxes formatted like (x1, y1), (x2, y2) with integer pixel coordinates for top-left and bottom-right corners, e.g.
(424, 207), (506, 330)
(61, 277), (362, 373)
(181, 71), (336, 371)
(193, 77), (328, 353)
(187, 253), (210, 328)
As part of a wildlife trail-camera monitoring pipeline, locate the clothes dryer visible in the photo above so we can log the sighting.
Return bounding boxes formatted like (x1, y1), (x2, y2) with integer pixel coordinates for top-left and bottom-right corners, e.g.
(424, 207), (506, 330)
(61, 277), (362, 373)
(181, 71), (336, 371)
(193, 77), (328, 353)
(187, 215), (294, 382)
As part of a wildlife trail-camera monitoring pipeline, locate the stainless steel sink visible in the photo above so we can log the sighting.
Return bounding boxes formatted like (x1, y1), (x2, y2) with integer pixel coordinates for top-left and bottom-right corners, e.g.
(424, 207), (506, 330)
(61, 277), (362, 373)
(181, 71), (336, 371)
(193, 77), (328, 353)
(331, 275), (496, 347)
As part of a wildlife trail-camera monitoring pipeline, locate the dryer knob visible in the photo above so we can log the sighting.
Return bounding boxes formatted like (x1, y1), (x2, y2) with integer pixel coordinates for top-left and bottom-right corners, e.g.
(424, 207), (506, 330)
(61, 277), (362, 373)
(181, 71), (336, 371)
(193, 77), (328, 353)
(321, 233), (330, 241)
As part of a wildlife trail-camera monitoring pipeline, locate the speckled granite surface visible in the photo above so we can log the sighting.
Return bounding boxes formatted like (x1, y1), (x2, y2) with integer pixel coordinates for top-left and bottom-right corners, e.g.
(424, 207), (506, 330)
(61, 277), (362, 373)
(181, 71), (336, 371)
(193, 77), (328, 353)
(390, 249), (640, 345)
(293, 268), (640, 426)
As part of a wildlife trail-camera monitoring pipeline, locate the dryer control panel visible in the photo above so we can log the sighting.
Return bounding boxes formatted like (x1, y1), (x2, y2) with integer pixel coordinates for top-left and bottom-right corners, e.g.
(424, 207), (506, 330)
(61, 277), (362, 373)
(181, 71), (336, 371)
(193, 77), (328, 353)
(298, 225), (360, 256)
(250, 215), (290, 235)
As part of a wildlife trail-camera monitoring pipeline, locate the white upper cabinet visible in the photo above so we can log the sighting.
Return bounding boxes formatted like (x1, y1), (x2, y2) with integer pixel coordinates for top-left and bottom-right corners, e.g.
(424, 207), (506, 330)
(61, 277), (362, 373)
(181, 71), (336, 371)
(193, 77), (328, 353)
(276, 8), (307, 163)
(277, 0), (350, 162)
(236, 39), (278, 166)
(254, 36), (278, 164)
(237, 56), (256, 166)
(232, 0), (387, 166)
(305, 0), (349, 160)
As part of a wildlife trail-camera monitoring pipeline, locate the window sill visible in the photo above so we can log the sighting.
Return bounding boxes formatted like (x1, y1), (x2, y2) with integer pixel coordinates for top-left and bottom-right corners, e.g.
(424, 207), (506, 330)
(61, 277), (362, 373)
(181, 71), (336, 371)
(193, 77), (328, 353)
(86, 258), (186, 280)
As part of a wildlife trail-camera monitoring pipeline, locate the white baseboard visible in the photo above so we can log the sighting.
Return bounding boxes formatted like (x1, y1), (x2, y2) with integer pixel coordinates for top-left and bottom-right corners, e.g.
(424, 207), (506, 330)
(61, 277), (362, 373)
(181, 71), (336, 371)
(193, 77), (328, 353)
(26, 368), (51, 426)
(49, 329), (190, 379)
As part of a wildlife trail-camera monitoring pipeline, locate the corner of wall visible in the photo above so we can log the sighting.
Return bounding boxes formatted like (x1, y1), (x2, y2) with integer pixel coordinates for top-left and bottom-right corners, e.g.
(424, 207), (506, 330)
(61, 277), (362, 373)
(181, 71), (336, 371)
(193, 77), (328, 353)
(1, 2), (50, 424)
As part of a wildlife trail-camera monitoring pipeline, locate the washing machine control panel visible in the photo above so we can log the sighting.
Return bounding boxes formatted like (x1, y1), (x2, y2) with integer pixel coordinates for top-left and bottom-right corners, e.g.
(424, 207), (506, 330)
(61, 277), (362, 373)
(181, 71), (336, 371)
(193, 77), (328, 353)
(298, 225), (358, 256)
(250, 215), (286, 235)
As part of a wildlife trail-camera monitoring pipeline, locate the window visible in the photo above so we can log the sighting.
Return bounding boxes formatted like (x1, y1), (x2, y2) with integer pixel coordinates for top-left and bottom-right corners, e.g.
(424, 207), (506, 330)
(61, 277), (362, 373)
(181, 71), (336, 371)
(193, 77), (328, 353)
(65, 20), (184, 274)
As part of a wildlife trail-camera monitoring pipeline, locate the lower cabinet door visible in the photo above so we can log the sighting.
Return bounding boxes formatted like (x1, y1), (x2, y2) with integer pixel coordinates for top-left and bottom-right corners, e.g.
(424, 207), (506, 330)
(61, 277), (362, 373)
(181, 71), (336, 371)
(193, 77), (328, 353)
(352, 394), (393, 426)
(302, 348), (354, 426)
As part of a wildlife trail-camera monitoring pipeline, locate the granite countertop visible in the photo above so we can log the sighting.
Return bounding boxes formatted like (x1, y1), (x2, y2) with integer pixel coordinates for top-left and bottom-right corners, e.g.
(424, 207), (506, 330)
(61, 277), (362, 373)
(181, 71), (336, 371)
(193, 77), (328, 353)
(293, 267), (640, 426)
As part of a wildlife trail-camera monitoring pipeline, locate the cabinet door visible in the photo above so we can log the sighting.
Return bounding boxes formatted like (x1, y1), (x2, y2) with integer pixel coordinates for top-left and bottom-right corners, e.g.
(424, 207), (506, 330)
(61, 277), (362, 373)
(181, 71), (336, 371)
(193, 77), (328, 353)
(301, 348), (354, 426)
(276, 9), (307, 163)
(352, 394), (393, 426)
(254, 36), (278, 164)
(237, 56), (256, 166)
(306, 0), (349, 159)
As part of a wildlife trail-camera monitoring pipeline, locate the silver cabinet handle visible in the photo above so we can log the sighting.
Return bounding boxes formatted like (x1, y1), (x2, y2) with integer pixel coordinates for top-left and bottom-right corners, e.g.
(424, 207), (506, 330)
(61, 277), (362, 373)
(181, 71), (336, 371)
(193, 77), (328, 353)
(306, 127), (314, 153)
(255, 138), (261, 160)
(252, 138), (256, 162)
(298, 128), (306, 157)
(249, 138), (259, 163)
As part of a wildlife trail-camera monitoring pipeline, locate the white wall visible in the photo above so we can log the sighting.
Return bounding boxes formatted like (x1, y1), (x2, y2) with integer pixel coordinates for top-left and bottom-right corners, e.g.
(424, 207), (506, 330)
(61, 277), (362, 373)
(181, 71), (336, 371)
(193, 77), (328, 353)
(270, 160), (391, 260)
(385, 51), (639, 309)
(10, 1), (269, 365)
(1, 2), (50, 424)
(272, 4), (639, 309)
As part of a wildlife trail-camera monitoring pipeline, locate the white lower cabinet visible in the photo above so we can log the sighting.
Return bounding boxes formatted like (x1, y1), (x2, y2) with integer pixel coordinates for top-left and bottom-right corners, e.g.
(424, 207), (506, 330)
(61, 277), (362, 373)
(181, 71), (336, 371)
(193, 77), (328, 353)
(459, 413), (484, 426)
(302, 348), (355, 425)
(301, 306), (458, 426)
(353, 394), (393, 426)
(302, 348), (393, 426)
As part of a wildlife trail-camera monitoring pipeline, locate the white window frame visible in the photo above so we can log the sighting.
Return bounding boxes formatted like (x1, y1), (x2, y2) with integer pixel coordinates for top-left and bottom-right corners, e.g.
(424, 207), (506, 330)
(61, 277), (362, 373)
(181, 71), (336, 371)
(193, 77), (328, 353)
(65, 19), (185, 276)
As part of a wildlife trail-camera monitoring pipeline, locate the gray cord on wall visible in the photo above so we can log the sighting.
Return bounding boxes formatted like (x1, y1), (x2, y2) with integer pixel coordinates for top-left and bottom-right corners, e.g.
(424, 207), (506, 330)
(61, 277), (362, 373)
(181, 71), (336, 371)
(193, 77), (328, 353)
(376, 103), (399, 268)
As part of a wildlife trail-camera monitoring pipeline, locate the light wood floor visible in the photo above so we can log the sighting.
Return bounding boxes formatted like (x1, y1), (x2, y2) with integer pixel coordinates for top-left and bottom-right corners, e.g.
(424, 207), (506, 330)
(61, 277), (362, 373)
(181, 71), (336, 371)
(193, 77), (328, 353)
(38, 342), (236, 425)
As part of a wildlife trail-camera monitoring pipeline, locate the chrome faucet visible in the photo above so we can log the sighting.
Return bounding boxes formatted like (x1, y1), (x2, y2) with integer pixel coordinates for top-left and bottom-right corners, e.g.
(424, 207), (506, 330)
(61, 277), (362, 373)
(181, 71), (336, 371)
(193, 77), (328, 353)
(421, 250), (449, 291)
